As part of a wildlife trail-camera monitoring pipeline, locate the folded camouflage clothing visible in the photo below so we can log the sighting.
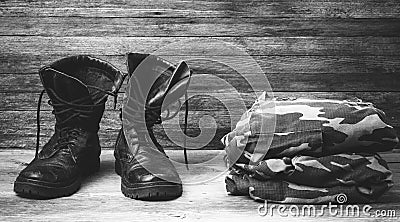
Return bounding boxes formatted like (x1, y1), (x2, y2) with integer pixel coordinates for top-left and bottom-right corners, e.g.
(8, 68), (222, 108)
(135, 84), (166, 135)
(222, 92), (399, 204)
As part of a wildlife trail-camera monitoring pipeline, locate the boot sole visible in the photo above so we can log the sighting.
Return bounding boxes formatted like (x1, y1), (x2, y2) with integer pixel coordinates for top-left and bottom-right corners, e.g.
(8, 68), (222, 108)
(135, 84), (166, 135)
(115, 160), (182, 201)
(14, 178), (82, 199)
(121, 182), (182, 201)
(14, 157), (100, 199)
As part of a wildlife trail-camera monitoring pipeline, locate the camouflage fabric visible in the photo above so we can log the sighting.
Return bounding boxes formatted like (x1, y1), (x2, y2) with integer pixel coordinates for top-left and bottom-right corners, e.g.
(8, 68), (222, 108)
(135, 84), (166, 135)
(222, 92), (399, 164)
(222, 92), (398, 204)
(226, 153), (393, 204)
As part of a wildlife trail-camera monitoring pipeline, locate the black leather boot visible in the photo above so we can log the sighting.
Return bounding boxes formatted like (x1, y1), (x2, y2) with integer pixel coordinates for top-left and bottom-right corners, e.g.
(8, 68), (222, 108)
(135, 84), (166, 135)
(14, 55), (124, 199)
(114, 53), (191, 200)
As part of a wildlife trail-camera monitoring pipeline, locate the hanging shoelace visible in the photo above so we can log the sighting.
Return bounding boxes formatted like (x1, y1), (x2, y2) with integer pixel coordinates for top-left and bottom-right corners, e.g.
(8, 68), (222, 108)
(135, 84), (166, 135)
(183, 92), (189, 169)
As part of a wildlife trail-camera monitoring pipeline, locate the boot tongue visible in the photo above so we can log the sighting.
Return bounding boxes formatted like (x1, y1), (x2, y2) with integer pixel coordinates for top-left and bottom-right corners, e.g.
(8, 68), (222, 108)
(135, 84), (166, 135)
(162, 61), (191, 110)
(75, 66), (115, 104)
(126, 54), (191, 125)
(39, 68), (98, 131)
(39, 68), (94, 105)
(127, 53), (176, 110)
(146, 61), (191, 112)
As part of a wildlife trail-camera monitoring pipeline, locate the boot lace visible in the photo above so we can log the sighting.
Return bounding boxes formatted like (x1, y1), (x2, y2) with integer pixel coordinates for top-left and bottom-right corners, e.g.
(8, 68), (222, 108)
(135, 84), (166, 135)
(146, 95), (189, 169)
(35, 84), (118, 161)
(123, 76), (190, 169)
(50, 127), (82, 163)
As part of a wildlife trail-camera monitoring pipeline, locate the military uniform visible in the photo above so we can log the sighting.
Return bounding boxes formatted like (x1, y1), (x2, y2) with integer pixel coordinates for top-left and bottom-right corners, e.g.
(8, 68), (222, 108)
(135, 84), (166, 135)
(222, 92), (399, 204)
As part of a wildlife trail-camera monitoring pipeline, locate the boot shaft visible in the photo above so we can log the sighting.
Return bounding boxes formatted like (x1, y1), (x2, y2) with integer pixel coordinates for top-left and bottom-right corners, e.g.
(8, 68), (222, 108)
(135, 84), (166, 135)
(40, 55), (124, 132)
(123, 53), (191, 129)
(121, 53), (191, 156)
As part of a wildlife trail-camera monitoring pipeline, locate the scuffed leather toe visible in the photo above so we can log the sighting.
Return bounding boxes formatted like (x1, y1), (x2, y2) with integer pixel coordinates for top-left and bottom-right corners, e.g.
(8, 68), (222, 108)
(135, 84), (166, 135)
(19, 169), (47, 181)
(127, 167), (166, 183)
(18, 165), (65, 184)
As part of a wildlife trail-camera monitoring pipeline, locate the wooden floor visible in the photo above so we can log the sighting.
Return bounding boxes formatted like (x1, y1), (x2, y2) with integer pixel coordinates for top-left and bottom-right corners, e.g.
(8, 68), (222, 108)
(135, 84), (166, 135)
(1, 0), (400, 221)
(0, 150), (399, 221)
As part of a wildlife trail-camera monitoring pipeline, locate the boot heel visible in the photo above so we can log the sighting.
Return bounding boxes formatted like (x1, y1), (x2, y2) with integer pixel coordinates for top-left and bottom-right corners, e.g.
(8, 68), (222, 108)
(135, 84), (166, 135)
(115, 159), (122, 176)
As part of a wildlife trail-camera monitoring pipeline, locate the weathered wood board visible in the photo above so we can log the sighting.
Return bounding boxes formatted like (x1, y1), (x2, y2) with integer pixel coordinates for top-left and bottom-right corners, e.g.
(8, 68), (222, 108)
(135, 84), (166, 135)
(0, 150), (399, 221)
(1, 0), (400, 220)
(1, 0), (399, 150)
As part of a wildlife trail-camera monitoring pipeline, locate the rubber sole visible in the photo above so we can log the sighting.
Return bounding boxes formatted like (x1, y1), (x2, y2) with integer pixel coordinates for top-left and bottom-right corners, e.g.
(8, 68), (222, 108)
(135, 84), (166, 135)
(115, 159), (182, 201)
(14, 178), (82, 199)
(121, 182), (182, 201)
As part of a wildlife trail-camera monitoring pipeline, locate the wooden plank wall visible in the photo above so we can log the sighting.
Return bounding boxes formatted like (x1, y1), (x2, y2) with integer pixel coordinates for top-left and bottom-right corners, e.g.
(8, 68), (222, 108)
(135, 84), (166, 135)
(0, 0), (399, 150)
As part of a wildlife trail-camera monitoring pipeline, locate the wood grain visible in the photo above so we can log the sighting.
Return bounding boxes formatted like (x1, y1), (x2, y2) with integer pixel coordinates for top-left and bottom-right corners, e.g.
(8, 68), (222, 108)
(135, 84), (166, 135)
(2, 91), (400, 112)
(2, 36), (400, 56)
(1, 72), (399, 93)
(1, 17), (400, 37)
(1, 0), (400, 18)
(0, 0), (399, 152)
(1, 0), (400, 219)
(1, 92), (399, 149)
(0, 150), (399, 221)
(2, 55), (400, 76)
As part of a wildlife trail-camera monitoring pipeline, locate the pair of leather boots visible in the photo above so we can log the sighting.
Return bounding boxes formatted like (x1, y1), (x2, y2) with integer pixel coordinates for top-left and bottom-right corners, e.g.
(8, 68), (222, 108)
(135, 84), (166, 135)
(13, 54), (191, 201)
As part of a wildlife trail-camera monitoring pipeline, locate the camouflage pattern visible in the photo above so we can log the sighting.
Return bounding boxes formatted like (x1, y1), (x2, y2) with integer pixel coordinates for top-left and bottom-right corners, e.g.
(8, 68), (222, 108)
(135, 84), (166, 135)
(226, 153), (393, 204)
(222, 92), (399, 164)
(222, 92), (398, 204)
